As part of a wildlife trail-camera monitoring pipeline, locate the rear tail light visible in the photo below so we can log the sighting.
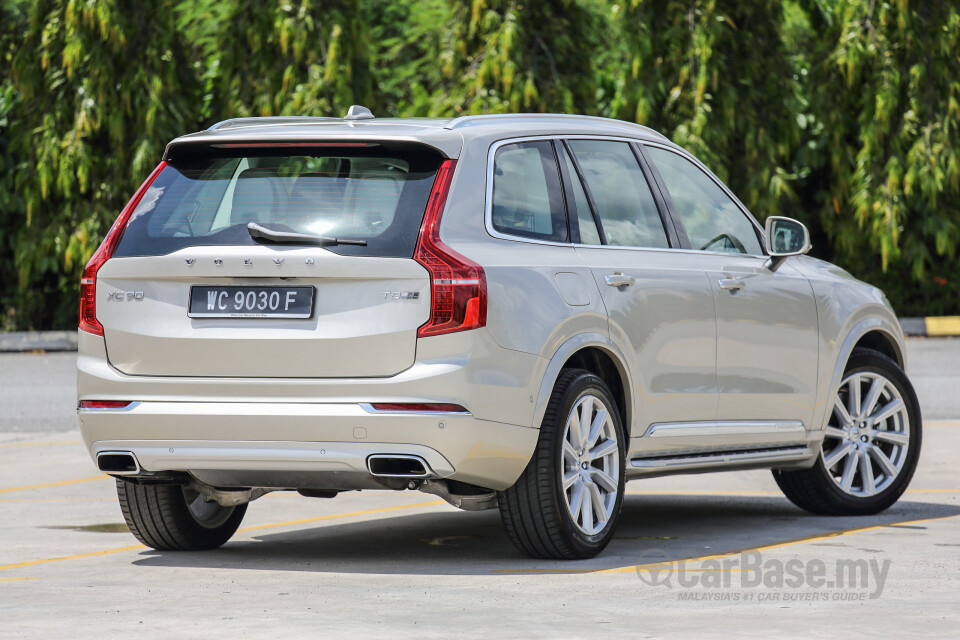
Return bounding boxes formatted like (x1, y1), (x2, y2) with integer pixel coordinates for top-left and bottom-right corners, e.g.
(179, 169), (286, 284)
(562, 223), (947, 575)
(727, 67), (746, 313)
(369, 403), (469, 413)
(79, 162), (167, 336)
(414, 159), (487, 337)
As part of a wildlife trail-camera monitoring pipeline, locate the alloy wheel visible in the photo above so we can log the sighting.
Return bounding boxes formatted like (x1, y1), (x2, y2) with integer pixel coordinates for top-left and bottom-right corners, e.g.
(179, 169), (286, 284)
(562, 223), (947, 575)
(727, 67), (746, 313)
(561, 394), (621, 535)
(822, 371), (911, 497)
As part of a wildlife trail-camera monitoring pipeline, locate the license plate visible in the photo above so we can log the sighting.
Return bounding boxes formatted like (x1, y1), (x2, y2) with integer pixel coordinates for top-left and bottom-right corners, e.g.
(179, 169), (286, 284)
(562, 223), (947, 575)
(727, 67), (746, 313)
(188, 286), (315, 318)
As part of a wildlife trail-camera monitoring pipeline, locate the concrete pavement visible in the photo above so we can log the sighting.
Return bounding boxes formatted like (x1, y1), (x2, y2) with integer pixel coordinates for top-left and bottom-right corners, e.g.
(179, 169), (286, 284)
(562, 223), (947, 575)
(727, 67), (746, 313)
(0, 339), (957, 638)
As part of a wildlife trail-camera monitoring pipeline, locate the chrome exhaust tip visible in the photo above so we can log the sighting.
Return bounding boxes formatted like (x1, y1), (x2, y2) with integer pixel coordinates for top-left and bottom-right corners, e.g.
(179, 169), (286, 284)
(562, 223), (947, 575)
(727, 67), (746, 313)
(97, 451), (142, 475)
(366, 454), (432, 478)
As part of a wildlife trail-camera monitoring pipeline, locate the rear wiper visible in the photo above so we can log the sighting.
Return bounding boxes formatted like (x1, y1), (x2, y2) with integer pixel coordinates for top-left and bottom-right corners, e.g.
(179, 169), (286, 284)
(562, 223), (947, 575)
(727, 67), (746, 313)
(247, 222), (367, 246)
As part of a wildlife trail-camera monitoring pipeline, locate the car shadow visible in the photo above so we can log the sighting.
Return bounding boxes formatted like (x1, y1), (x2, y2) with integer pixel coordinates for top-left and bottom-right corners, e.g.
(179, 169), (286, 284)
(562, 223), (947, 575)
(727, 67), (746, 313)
(130, 494), (960, 575)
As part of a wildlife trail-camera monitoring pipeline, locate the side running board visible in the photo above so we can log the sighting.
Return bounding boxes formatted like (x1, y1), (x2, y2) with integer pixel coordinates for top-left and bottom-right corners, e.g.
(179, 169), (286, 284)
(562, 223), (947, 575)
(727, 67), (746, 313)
(630, 446), (813, 470)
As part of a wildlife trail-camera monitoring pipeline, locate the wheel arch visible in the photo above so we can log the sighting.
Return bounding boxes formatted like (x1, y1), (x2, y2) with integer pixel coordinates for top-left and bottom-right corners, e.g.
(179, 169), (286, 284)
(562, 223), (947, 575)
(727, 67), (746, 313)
(852, 329), (904, 369)
(814, 316), (907, 436)
(533, 334), (633, 437)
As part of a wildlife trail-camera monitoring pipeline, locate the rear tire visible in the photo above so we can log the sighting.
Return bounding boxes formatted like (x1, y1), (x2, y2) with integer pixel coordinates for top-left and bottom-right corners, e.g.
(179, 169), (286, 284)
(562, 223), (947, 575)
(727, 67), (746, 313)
(498, 369), (626, 559)
(116, 479), (246, 550)
(773, 348), (921, 516)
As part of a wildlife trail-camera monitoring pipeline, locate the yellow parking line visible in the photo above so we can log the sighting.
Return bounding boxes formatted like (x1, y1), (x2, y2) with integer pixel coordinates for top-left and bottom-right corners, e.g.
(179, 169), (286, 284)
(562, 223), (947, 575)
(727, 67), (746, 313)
(0, 475), (108, 495)
(0, 497), (113, 503)
(627, 490), (779, 496)
(496, 513), (960, 575)
(906, 488), (960, 493)
(0, 499), (445, 573)
(0, 440), (82, 449)
(0, 545), (146, 572)
(626, 489), (959, 496)
(0, 577), (39, 582)
(925, 316), (960, 336)
(600, 512), (960, 574)
(927, 421), (960, 428)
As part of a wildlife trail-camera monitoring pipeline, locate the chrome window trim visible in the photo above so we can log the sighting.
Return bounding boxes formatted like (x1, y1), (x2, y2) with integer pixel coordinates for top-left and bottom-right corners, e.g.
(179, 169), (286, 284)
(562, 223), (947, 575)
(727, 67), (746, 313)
(484, 135), (767, 258)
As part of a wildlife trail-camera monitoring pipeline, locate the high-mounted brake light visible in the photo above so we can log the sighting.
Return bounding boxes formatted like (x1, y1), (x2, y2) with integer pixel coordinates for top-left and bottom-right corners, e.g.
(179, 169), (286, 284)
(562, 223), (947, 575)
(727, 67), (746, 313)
(213, 142), (373, 148)
(414, 159), (487, 337)
(79, 162), (167, 336)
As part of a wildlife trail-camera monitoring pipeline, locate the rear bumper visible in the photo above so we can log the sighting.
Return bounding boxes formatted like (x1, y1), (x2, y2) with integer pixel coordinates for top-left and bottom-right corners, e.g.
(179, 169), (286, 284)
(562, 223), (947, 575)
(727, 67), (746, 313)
(78, 323), (545, 490)
(80, 400), (537, 490)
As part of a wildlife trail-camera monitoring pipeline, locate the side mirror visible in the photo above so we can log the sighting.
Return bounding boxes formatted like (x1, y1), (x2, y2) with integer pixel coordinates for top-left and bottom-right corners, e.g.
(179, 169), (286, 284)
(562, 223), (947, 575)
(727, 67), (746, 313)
(764, 216), (811, 272)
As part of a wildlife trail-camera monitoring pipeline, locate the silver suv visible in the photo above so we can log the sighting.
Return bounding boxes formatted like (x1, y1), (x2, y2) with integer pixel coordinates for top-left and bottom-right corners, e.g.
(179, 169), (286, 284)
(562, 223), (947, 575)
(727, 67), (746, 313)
(77, 109), (921, 559)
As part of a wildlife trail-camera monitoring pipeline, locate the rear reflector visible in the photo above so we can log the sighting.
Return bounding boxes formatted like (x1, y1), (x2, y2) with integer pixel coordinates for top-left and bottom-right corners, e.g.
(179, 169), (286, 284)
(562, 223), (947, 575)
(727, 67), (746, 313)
(369, 403), (468, 413)
(79, 401), (136, 410)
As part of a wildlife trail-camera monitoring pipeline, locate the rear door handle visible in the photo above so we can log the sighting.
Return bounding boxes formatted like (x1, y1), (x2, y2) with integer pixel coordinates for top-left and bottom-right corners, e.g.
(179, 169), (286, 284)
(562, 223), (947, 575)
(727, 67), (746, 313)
(605, 273), (636, 287)
(718, 277), (745, 292)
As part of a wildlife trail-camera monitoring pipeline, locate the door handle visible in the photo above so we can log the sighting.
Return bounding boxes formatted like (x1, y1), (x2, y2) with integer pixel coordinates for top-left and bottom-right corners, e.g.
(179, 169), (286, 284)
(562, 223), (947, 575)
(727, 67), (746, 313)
(718, 277), (745, 292)
(605, 273), (636, 287)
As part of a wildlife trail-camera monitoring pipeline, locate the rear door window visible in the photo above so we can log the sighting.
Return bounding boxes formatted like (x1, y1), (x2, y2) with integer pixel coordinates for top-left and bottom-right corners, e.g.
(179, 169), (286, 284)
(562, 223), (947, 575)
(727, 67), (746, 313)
(567, 140), (669, 249)
(113, 144), (443, 258)
(491, 141), (568, 242)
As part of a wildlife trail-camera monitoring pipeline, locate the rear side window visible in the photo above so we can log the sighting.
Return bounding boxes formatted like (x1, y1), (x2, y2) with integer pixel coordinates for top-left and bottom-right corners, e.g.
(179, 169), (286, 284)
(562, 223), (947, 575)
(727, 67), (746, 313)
(567, 140), (668, 249)
(491, 141), (568, 242)
(113, 144), (443, 258)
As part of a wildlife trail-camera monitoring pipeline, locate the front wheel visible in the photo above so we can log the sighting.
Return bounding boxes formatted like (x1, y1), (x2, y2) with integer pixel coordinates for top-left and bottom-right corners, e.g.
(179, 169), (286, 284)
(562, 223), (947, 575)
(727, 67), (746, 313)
(499, 369), (626, 559)
(116, 479), (247, 550)
(774, 348), (922, 516)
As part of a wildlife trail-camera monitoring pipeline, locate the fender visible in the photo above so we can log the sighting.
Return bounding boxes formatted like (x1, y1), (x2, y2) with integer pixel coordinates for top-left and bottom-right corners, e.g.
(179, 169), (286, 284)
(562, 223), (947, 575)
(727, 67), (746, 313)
(811, 314), (906, 439)
(531, 333), (634, 433)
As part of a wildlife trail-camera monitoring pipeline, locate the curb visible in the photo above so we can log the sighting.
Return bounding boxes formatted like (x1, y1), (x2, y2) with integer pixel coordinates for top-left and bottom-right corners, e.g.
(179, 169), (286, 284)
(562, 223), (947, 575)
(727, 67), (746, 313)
(899, 317), (960, 337)
(0, 331), (79, 352)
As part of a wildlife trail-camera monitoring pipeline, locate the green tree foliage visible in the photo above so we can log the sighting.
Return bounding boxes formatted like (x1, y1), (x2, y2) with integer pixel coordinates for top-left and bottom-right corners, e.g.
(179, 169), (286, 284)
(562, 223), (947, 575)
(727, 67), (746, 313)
(0, 0), (957, 330)
(427, 0), (604, 114)
(797, 0), (960, 312)
(609, 0), (802, 220)
(178, 0), (375, 121)
(0, 0), (27, 330)
(4, 0), (201, 329)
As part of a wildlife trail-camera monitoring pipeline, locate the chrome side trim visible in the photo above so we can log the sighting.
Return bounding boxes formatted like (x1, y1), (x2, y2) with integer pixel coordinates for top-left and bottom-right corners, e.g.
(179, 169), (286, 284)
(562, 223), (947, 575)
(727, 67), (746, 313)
(647, 422), (717, 438)
(630, 446), (812, 470)
(646, 420), (806, 438)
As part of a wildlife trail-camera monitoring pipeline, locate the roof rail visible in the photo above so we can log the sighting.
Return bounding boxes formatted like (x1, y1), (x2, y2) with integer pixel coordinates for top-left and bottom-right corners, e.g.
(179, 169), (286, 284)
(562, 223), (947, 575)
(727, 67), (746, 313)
(207, 116), (341, 131)
(443, 113), (668, 140)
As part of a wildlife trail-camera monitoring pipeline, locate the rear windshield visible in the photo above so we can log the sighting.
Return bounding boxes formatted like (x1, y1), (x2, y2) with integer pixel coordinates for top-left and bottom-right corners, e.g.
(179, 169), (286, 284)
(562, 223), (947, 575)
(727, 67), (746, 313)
(113, 144), (444, 258)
